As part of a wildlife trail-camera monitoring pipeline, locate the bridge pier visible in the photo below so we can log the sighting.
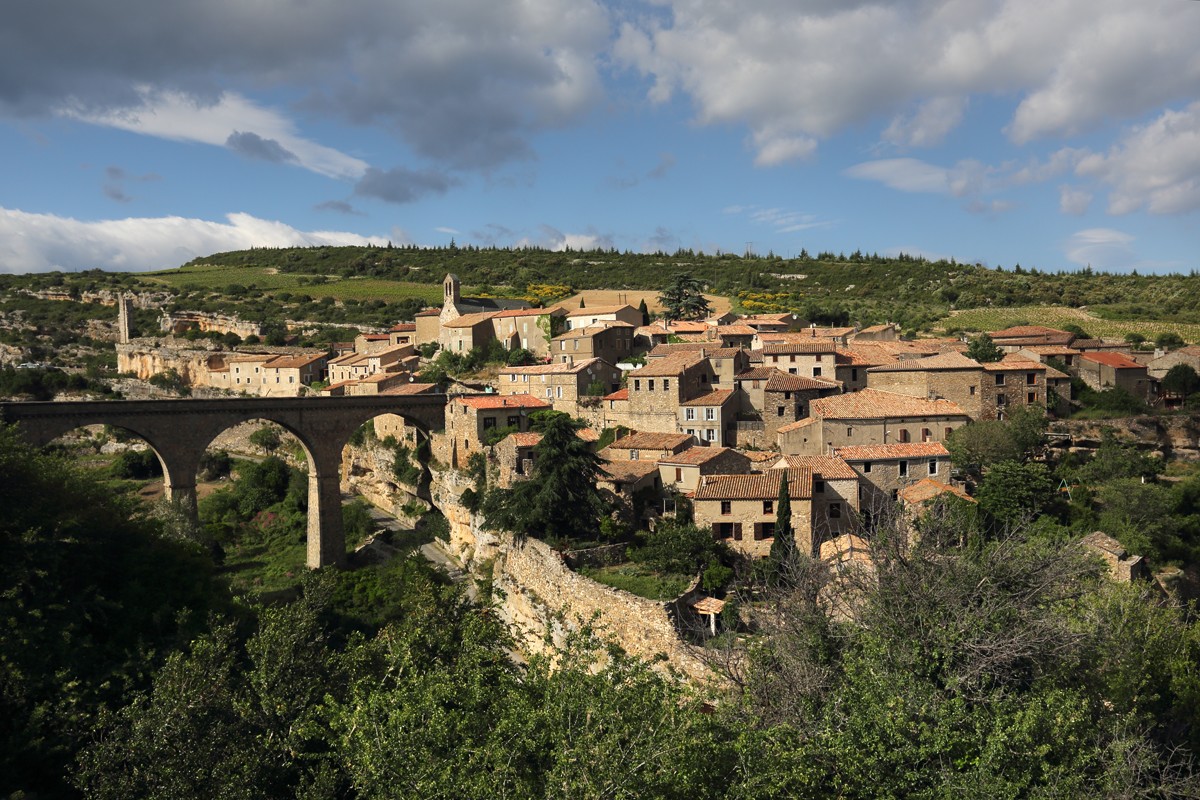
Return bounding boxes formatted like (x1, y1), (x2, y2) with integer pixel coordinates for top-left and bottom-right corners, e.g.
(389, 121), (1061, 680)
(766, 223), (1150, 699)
(306, 448), (347, 568)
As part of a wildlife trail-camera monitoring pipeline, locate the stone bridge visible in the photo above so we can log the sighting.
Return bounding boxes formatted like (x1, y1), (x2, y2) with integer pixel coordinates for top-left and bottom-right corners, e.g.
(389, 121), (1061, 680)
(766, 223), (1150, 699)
(0, 395), (446, 567)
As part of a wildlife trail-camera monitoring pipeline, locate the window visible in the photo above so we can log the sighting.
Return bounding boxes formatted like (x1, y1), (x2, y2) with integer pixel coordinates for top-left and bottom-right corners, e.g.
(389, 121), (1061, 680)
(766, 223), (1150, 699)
(851, 368), (859, 381)
(634, 379), (641, 391)
(995, 373), (1005, 386)
(630, 450), (639, 460)
(789, 368), (798, 375)
(921, 428), (931, 442)
(763, 500), (774, 514)
(483, 417), (497, 430)
(929, 459), (939, 475)
(556, 386), (563, 398)
(777, 406), (785, 417)
(863, 461), (872, 473)
(705, 429), (716, 441)
(507, 416), (520, 427)
(1027, 392), (1037, 404)
(546, 388), (553, 398)
(705, 408), (715, 421)
(969, 385), (977, 395)
(720, 500), (732, 515)
(758, 522), (775, 540)
(700, 374), (708, 383)
(899, 429), (911, 443)
(790, 355), (796, 363)
(663, 379), (670, 390)
(783, 391), (792, 400)
(815, 354), (823, 362)
(945, 427), (953, 438)
(288, 376), (294, 383)
(829, 502), (842, 518)
(686, 428), (694, 436)
(846, 427), (854, 437)
(813, 367), (822, 377)
(997, 394), (1008, 407)
(814, 479), (825, 494)
(675, 468), (683, 482)
(685, 408), (695, 421)
(648, 379), (655, 391)
(898, 460), (908, 477)
(510, 374), (517, 382)
(1027, 372), (1037, 385)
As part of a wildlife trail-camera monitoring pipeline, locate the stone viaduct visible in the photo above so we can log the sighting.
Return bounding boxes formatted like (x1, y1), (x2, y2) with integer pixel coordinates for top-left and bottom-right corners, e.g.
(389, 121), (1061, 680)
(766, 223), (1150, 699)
(0, 396), (446, 568)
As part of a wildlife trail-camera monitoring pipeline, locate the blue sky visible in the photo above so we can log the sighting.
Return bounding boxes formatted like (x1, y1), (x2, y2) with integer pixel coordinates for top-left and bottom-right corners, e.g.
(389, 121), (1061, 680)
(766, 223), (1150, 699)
(1, 0), (1198, 275)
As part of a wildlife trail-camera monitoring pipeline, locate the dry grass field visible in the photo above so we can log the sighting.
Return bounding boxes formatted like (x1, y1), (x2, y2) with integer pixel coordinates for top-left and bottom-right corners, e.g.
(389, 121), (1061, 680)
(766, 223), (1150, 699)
(939, 305), (1200, 343)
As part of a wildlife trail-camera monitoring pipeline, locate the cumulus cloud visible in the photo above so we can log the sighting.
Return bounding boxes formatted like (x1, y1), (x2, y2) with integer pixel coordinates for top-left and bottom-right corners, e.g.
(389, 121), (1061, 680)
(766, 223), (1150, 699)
(0, 207), (386, 273)
(1074, 102), (1200, 215)
(2, 1), (610, 173)
(354, 166), (458, 205)
(521, 224), (615, 252)
(1059, 186), (1092, 216)
(615, 0), (1200, 163)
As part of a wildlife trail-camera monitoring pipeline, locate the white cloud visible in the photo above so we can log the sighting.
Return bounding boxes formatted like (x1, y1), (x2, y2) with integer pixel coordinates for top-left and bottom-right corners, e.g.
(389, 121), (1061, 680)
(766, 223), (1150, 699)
(0, 207), (386, 273)
(883, 96), (967, 148)
(616, 0), (1200, 163)
(62, 88), (368, 180)
(1063, 227), (1135, 270)
(1059, 186), (1091, 216)
(1074, 102), (1200, 215)
(844, 158), (954, 195)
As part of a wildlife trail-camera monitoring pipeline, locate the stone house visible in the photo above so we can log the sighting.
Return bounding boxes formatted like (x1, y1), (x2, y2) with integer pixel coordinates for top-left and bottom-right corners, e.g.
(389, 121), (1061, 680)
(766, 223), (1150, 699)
(371, 382), (442, 441)
(634, 322), (672, 352)
(563, 304), (644, 330)
(497, 358), (623, 415)
(214, 352), (330, 396)
(740, 313), (804, 334)
(866, 351), (985, 418)
(441, 312), (499, 354)
(1015, 345), (1081, 369)
(692, 469), (814, 559)
(779, 389), (969, 455)
(599, 387), (630, 429)
(414, 308), (442, 346)
(1146, 345), (1200, 380)
(600, 431), (693, 462)
(989, 325), (1077, 351)
(850, 323), (899, 342)
(647, 344), (749, 387)
(770, 454), (860, 543)
(326, 343), (417, 385)
(489, 307), (568, 357)
(678, 389), (738, 445)
(1078, 352), (1156, 401)
(761, 340), (840, 380)
(981, 358), (1047, 420)
(715, 324), (757, 348)
(444, 393), (551, 468)
(551, 322), (635, 365)
(760, 327), (854, 347)
(387, 323), (417, 347)
(733, 367), (841, 444)
(1080, 531), (1149, 582)
(657, 446), (751, 494)
(627, 353), (719, 433)
(833, 442), (953, 523)
(491, 427), (600, 489)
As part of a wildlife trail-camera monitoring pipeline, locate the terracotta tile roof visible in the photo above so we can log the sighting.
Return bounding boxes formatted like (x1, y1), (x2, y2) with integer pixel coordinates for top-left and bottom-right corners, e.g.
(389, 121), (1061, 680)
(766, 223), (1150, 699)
(1073, 338), (1127, 350)
(442, 311), (498, 328)
(378, 382), (439, 395)
(898, 478), (975, 505)
(577, 427), (601, 442)
(764, 373), (838, 392)
(636, 323), (671, 337)
(771, 454), (858, 479)
(867, 352), (981, 372)
(834, 442), (950, 461)
(500, 358), (602, 376)
(600, 460), (662, 482)
(262, 352), (327, 369)
(1042, 364), (1070, 380)
(629, 353), (705, 377)
(741, 449), (781, 464)
(669, 320), (710, 333)
(415, 308), (442, 317)
(566, 304), (635, 317)
(360, 333), (391, 341)
(1080, 531), (1127, 558)
(810, 389), (968, 421)
(508, 432), (544, 447)
(762, 341), (839, 355)
(608, 431), (693, 451)
(1017, 345), (1080, 356)
(983, 358), (1045, 372)
(680, 389), (735, 406)
(1081, 351), (1145, 369)
(491, 307), (558, 318)
(659, 446), (740, 466)
(735, 367), (778, 380)
(602, 387), (629, 401)
(694, 468), (813, 500)
(777, 417), (818, 433)
(454, 393), (551, 410)
(835, 347), (896, 366)
(856, 324), (895, 334)
(388, 323), (417, 332)
(555, 325), (608, 340)
(648, 343), (742, 358)
(717, 324), (757, 336)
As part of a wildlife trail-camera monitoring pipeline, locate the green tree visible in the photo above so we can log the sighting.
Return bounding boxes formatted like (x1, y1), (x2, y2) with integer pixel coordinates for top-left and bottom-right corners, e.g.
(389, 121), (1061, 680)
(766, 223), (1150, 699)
(659, 273), (711, 321)
(767, 473), (800, 585)
(482, 411), (606, 543)
(249, 425), (282, 453)
(637, 297), (650, 325)
(975, 460), (1056, 527)
(965, 332), (1003, 362)
(1162, 363), (1200, 400)
(1155, 331), (1185, 350)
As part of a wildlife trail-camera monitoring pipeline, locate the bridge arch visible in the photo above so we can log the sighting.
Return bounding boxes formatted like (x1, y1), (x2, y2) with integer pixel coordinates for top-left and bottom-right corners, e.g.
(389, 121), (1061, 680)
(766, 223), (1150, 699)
(1, 396), (445, 568)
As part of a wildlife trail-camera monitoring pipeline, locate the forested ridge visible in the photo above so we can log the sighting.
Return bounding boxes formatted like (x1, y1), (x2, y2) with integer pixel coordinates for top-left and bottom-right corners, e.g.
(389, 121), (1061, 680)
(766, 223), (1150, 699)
(3, 424), (1200, 799)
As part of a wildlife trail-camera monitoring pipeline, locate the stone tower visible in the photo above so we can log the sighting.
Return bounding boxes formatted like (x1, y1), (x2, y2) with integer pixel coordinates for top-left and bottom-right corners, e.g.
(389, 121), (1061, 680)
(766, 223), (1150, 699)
(116, 292), (134, 344)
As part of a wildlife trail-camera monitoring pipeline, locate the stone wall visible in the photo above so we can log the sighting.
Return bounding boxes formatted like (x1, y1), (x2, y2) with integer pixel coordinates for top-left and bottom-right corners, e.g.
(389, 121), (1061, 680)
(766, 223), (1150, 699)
(1049, 413), (1200, 460)
(429, 467), (713, 683)
(340, 438), (427, 519)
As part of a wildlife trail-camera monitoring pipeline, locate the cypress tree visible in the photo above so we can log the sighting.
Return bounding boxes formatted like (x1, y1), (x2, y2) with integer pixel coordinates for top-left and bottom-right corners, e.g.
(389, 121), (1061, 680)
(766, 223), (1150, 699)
(769, 472), (795, 568)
